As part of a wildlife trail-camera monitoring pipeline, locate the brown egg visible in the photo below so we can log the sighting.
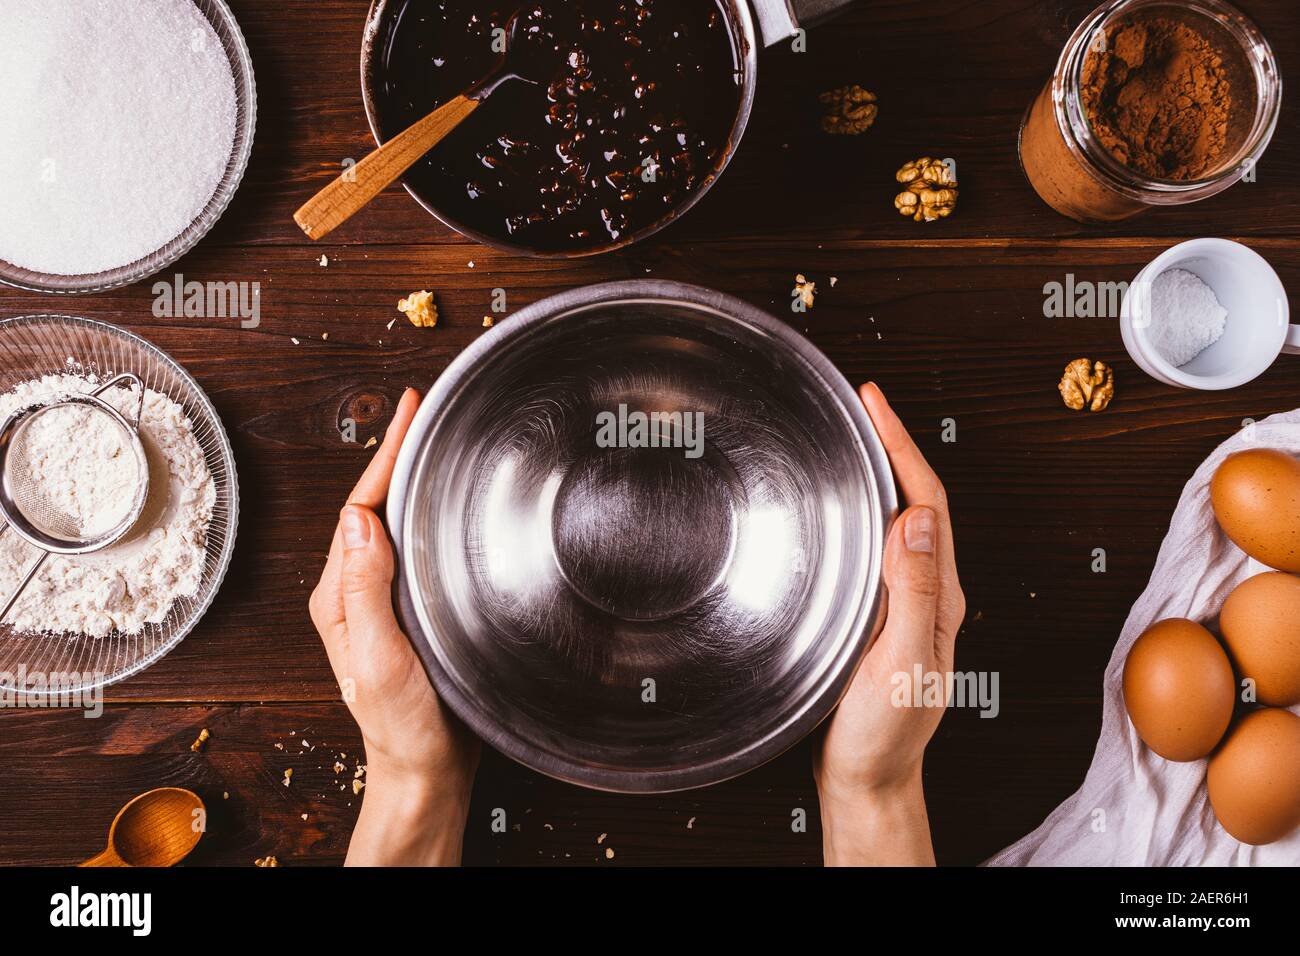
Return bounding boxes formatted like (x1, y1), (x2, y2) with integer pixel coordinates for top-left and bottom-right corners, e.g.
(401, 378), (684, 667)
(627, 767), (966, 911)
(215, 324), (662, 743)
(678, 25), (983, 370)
(1219, 572), (1300, 707)
(1207, 708), (1300, 845)
(1210, 449), (1300, 573)
(1122, 618), (1235, 761)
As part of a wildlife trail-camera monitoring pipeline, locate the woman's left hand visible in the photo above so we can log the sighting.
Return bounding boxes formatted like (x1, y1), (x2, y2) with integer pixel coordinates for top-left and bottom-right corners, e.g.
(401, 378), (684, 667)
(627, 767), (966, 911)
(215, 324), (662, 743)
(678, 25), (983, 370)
(309, 388), (480, 866)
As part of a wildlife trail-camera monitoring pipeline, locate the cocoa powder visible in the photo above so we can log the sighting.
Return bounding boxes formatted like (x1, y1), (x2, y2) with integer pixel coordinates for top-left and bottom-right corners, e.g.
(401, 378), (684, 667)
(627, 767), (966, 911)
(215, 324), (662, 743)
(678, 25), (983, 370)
(1081, 15), (1236, 181)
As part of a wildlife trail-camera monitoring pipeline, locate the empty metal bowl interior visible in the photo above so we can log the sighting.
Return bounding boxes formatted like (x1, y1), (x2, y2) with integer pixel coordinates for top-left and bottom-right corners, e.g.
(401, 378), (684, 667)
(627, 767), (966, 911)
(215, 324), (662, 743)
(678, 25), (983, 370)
(394, 284), (893, 791)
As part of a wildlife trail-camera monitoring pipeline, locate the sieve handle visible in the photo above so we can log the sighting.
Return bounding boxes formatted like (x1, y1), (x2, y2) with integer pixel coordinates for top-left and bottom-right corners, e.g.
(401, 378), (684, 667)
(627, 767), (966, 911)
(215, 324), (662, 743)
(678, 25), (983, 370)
(92, 373), (146, 433)
(0, 550), (48, 625)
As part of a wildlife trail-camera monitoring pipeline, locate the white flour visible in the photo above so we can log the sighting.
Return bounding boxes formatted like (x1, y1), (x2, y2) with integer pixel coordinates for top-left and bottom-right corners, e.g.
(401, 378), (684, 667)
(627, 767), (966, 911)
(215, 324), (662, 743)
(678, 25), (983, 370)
(16, 403), (142, 539)
(0, 374), (215, 638)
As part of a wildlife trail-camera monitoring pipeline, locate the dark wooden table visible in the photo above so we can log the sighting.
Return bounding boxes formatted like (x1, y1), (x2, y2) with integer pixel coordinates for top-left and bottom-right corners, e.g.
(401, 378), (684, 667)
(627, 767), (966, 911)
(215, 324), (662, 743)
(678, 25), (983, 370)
(1, 0), (1297, 867)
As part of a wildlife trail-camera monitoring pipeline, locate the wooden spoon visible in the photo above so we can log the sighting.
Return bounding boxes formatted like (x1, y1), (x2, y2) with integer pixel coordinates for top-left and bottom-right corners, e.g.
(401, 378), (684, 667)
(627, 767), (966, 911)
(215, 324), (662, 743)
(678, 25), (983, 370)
(294, 9), (536, 241)
(80, 788), (205, 867)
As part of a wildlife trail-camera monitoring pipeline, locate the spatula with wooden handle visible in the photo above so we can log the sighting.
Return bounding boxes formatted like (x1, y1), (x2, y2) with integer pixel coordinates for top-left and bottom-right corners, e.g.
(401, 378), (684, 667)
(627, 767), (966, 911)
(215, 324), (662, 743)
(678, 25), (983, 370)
(294, 10), (534, 241)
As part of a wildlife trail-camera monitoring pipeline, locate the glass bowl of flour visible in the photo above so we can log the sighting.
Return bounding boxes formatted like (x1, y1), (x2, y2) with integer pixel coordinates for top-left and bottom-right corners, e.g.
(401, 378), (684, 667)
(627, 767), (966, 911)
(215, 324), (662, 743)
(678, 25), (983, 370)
(0, 0), (257, 295)
(0, 316), (239, 697)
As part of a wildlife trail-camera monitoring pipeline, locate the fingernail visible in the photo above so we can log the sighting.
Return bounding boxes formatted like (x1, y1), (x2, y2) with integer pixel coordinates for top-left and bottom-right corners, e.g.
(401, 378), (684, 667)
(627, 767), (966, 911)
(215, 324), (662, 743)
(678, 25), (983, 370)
(905, 508), (935, 553)
(341, 507), (370, 550)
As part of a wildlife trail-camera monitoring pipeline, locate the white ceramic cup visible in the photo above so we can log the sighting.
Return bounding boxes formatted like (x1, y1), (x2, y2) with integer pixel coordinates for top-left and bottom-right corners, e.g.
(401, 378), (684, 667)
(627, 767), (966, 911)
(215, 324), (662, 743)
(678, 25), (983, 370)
(1120, 238), (1294, 390)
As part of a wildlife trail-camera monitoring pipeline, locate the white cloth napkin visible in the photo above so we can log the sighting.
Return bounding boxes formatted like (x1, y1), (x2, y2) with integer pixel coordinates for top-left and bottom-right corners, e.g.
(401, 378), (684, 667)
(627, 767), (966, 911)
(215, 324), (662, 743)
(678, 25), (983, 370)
(987, 409), (1300, 867)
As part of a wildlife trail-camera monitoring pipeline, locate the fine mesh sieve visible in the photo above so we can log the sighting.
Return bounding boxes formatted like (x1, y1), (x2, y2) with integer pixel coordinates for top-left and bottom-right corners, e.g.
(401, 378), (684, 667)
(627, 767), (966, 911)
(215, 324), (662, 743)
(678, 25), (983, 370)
(0, 373), (151, 623)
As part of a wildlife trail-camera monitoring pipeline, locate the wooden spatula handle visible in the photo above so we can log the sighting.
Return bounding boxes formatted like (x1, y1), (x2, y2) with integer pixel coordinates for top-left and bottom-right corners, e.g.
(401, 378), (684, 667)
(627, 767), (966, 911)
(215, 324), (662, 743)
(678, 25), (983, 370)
(294, 94), (481, 241)
(80, 847), (125, 867)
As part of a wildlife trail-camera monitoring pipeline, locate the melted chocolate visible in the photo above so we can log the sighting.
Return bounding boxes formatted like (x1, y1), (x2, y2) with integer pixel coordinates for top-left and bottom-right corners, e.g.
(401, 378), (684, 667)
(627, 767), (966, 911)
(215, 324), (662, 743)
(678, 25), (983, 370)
(374, 0), (743, 251)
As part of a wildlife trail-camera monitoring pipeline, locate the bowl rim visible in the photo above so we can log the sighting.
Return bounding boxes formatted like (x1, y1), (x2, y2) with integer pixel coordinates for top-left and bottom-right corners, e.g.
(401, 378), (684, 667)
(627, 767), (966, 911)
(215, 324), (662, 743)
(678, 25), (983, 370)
(388, 279), (897, 792)
(0, 0), (258, 295)
(0, 314), (241, 695)
(358, 0), (759, 259)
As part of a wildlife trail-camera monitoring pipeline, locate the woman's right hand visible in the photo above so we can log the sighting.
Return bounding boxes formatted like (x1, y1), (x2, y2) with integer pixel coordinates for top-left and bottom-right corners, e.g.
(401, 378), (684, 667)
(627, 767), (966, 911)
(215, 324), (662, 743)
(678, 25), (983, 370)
(814, 383), (966, 866)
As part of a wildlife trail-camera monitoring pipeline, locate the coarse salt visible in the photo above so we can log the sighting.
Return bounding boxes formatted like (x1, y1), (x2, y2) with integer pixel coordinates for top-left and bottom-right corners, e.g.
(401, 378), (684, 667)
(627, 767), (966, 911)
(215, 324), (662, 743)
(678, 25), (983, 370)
(1147, 268), (1228, 368)
(0, 0), (238, 276)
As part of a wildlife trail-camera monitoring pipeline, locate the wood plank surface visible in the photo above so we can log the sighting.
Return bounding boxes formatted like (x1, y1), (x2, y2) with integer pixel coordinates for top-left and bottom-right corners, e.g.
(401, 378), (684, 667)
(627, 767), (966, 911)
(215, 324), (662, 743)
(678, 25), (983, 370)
(0, 0), (1297, 866)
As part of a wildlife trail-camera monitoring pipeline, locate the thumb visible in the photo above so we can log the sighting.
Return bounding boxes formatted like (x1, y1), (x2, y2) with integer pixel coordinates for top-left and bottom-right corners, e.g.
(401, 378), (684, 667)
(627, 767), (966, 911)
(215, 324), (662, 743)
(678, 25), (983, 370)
(339, 505), (403, 639)
(877, 506), (940, 664)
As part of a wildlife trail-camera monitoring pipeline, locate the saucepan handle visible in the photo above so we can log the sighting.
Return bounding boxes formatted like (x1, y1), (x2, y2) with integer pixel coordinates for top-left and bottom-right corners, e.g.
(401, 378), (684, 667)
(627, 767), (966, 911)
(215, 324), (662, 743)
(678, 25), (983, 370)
(750, 0), (858, 47)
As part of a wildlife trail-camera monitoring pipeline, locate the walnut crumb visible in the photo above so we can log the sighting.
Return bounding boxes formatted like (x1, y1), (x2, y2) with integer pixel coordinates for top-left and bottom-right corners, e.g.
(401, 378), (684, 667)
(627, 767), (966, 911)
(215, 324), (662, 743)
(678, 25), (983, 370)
(482, 315), (494, 328)
(398, 290), (438, 329)
(793, 274), (816, 310)
(254, 856), (279, 868)
(190, 728), (210, 753)
(282, 768), (293, 787)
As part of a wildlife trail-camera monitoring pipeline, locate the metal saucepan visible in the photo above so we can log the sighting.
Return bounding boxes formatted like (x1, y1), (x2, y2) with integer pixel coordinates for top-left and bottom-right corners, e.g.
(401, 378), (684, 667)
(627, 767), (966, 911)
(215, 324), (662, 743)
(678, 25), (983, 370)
(387, 280), (897, 792)
(361, 0), (857, 257)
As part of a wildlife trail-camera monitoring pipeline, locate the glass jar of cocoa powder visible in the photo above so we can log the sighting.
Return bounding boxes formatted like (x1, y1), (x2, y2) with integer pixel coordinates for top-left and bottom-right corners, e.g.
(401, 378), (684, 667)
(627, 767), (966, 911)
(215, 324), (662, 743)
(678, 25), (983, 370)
(1020, 0), (1280, 223)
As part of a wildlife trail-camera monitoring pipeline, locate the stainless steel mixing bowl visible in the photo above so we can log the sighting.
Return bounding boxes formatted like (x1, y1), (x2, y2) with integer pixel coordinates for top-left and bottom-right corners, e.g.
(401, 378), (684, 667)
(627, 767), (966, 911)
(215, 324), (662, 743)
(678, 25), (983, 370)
(388, 281), (896, 792)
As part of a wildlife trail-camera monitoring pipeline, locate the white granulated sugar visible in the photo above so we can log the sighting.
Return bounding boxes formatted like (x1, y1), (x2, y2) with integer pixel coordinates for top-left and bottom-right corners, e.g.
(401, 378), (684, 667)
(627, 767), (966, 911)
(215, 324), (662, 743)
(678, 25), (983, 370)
(0, 375), (216, 638)
(0, 0), (237, 276)
(17, 404), (142, 539)
(1148, 268), (1228, 368)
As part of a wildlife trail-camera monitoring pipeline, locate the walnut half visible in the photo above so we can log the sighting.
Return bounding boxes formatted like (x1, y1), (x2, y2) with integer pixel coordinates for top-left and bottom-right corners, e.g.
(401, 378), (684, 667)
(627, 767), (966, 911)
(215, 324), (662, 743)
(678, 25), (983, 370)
(1059, 359), (1115, 412)
(819, 85), (878, 135)
(894, 157), (958, 223)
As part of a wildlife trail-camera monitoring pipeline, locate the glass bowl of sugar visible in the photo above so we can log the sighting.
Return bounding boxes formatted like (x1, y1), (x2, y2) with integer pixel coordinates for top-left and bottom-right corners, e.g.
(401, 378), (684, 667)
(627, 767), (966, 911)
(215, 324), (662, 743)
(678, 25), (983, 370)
(0, 0), (257, 295)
